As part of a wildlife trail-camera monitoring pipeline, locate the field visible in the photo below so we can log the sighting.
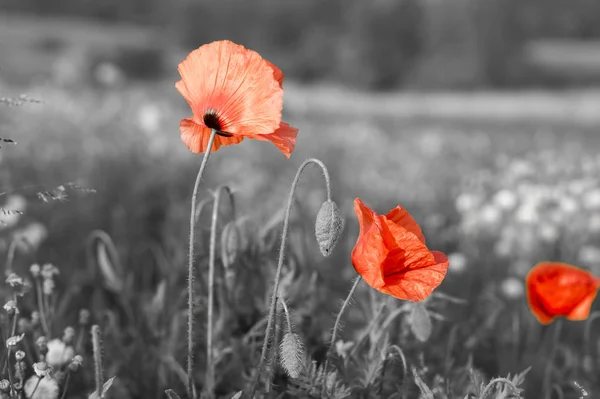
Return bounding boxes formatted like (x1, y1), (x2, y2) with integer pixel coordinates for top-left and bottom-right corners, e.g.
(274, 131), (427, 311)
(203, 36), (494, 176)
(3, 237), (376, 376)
(2, 34), (600, 399)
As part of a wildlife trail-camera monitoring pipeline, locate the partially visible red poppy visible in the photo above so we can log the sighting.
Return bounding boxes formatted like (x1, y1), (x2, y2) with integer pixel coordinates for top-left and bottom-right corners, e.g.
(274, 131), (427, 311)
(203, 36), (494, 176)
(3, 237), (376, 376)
(526, 262), (600, 324)
(351, 198), (449, 302)
(176, 40), (299, 157)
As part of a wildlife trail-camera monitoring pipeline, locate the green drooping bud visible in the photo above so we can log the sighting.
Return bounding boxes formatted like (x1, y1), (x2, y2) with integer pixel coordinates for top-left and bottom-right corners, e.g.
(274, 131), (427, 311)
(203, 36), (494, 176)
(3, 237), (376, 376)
(314, 200), (343, 257)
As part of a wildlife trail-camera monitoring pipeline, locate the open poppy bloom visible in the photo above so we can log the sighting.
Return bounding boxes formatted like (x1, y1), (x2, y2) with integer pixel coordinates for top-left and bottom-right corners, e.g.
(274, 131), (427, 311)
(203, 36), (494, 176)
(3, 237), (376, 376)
(175, 40), (299, 157)
(526, 262), (600, 324)
(351, 198), (449, 302)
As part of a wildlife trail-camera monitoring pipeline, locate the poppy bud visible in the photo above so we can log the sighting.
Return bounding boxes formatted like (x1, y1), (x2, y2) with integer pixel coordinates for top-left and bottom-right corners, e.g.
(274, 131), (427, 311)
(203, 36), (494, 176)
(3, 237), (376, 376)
(220, 221), (239, 269)
(314, 200), (343, 257)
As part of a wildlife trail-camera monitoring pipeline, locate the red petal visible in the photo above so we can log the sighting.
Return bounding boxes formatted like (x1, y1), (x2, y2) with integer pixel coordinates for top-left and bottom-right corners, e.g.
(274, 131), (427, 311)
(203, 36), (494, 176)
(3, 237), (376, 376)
(351, 199), (387, 289)
(265, 59), (284, 87)
(248, 122), (298, 158)
(381, 248), (449, 301)
(386, 206), (426, 244)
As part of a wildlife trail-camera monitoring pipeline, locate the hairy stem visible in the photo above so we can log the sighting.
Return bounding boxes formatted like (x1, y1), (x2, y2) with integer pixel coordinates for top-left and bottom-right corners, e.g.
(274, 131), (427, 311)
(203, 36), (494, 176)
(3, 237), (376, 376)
(279, 297), (293, 334)
(91, 325), (104, 399)
(205, 185), (232, 399)
(250, 158), (332, 398)
(543, 320), (562, 399)
(187, 128), (218, 399)
(321, 275), (361, 397)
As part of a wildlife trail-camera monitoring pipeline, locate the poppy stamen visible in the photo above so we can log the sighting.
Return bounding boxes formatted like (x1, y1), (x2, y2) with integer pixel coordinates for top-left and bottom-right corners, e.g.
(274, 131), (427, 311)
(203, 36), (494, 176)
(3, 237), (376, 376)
(202, 109), (234, 137)
(203, 109), (223, 131)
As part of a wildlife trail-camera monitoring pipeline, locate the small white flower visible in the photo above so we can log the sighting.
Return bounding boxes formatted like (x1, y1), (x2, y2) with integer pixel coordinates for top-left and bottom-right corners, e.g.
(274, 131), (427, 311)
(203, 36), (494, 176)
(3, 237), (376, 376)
(493, 189), (518, 211)
(579, 246), (600, 266)
(45, 339), (74, 368)
(538, 223), (559, 243)
(447, 252), (468, 274)
(6, 334), (24, 349)
(500, 277), (524, 299)
(455, 193), (482, 214)
(479, 204), (502, 227)
(24, 375), (59, 399)
(515, 203), (538, 224)
(559, 196), (579, 214)
(584, 189), (600, 210)
(494, 239), (513, 258)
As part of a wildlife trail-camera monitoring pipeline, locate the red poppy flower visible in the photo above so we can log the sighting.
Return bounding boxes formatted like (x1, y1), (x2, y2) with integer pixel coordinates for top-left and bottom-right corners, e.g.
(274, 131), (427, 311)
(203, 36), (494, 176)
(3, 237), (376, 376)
(176, 40), (299, 157)
(351, 198), (449, 302)
(526, 262), (600, 324)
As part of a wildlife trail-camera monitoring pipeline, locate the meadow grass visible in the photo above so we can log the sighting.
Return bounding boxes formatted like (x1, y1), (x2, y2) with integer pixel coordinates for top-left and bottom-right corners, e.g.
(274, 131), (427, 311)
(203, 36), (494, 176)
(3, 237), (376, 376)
(1, 80), (599, 398)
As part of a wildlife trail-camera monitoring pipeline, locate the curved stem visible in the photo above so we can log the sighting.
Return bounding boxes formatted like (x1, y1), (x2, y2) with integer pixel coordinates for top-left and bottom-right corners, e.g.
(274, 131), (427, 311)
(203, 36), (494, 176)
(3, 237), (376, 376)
(5, 237), (35, 277)
(205, 185), (232, 399)
(321, 276), (361, 397)
(187, 129), (217, 399)
(250, 158), (332, 398)
(279, 297), (293, 334)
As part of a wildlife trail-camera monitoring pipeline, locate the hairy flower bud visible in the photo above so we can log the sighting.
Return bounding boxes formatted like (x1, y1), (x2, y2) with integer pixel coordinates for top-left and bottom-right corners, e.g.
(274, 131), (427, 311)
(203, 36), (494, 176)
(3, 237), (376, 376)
(314, 200), (343, 256)
(220, 221), (240, 269)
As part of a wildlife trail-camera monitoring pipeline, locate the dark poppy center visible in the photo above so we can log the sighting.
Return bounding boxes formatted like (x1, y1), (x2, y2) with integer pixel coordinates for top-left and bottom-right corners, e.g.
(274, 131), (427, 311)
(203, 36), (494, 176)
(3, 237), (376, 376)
(202, 109), (233, 137)
(203, 109), (222, 131)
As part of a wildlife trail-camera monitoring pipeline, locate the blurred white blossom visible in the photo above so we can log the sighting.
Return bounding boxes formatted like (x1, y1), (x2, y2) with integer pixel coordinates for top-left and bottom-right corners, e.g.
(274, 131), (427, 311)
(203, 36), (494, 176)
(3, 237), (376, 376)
(45, 339), (74, 368)
(493, 189), (517, 211)
(448, 252), (468, 274)
(24, 375), (59, 399)
(500, 277), (524, 299)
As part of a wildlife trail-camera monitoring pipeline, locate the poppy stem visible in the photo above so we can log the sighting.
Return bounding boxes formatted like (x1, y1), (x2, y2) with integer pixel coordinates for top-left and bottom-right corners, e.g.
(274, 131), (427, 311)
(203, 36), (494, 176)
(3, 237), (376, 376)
(205, 185), (232, 399)
(542, 320), (562, 399)
(250, 158), (332, 398)
(321, 275), (362, 397)
(187, 129), (218, 399)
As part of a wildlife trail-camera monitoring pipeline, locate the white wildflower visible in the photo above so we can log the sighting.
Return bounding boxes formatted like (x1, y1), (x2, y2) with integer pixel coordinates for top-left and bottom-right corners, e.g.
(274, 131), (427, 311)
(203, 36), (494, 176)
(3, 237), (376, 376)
(45, 339), (74, 368)
(500, 277), (524, 299)
(24, 376), (59, 399)
(447, 252), (468, 274)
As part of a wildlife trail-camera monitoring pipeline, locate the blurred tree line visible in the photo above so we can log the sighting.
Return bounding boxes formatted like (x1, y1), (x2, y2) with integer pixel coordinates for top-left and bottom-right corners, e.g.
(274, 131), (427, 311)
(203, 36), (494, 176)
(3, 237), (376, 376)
(2, 0), (600, 89)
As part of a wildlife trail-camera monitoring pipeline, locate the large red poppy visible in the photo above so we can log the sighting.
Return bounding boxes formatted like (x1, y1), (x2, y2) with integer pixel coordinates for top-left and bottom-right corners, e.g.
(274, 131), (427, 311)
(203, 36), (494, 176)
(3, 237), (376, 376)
(175, 40), (298, 157)
(351, 198), (449, 302)
(526, 262), (600, 324)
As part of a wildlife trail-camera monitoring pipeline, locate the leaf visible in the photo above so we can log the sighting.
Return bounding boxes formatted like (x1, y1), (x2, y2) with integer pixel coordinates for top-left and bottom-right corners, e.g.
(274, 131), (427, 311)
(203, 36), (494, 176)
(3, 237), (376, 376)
(230, 392), (243, 399)
(88, 377), (115, 399)
(411, 366), (434, 399)
(468, 368), (486, 396)
(410, 303), (432, 342)
(165, 390), (182, 399)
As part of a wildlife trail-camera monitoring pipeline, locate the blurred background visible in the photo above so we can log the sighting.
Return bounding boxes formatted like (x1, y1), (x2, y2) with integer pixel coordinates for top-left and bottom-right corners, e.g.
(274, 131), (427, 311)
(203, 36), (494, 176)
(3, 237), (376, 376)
(2, 1), (600, 397)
